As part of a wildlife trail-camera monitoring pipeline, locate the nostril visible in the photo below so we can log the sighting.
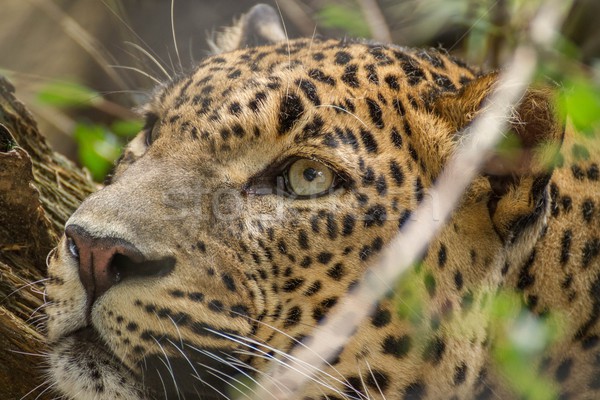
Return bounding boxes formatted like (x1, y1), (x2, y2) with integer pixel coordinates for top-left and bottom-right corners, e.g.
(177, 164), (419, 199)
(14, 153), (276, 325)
(66, 236), (79, 259)
(111, 253), (176, 283)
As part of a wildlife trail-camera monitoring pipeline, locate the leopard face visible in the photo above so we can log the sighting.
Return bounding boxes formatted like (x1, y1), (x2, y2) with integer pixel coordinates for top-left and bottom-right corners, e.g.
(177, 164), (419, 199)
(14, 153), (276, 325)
(45, 5), (599, 400)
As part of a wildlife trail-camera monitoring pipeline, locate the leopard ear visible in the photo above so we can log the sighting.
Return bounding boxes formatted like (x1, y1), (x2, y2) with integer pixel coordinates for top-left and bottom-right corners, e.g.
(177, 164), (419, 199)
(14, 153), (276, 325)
(209, 4), (286, 54)
(433, 73), (565, 242)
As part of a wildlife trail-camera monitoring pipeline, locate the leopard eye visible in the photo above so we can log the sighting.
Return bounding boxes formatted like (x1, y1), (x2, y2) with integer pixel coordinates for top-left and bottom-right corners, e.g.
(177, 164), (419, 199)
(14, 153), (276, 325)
(145, 123), (160, 147)
(143, 113), (160, 147)
(285, 159), (335, 197)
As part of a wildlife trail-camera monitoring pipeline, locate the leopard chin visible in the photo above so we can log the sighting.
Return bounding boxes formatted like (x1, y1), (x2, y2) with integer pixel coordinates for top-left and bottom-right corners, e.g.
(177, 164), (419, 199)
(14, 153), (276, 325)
(49, 326), (240, 400)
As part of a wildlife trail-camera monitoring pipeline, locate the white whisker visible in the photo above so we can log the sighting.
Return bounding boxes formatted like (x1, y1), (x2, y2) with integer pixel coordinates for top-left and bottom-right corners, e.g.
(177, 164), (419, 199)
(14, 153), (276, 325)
(171, 0), (183, 73)
(109, 65), (162, 85)
(125, 42), (172, 80)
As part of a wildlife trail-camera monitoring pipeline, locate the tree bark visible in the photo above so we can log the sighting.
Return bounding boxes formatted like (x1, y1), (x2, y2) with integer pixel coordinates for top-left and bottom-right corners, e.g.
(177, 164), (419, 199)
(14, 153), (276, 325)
(0, 75), (97, 399)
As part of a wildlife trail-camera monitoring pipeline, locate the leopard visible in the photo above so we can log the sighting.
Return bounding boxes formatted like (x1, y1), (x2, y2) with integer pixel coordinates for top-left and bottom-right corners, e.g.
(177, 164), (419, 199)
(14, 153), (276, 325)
(44, 4), (600, 400)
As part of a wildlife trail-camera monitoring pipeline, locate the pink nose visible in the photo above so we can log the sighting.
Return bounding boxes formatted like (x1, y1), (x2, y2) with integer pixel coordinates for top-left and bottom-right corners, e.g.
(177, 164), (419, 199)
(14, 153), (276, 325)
(65, 224), (175, 310)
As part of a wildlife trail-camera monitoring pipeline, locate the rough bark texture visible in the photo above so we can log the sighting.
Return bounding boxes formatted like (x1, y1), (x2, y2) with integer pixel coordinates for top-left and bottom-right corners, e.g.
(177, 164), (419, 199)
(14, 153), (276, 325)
(0, 75), (96, 399)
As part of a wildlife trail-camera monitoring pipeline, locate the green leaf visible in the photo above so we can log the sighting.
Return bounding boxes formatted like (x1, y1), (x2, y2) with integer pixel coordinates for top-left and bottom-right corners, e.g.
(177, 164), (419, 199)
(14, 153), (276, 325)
(37, 81), (101, 108)
(560, 78), (600, 137)
(111, 119), (144, 138)
(317, 4), (371, 38)
(73, 123), (121, 181)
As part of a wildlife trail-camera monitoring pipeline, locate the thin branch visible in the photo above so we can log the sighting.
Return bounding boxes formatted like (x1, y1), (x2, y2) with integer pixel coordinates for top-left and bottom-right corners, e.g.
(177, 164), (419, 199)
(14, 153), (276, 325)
(357, 0), (392, 42)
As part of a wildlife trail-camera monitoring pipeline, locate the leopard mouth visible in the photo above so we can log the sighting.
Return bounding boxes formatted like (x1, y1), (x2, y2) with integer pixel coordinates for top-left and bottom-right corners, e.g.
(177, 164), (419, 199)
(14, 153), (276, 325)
(53, 326), (242, 400)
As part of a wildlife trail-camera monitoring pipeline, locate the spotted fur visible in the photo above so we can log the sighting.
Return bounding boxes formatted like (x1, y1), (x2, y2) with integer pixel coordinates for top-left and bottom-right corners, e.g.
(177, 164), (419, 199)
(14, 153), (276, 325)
(45, 5), (599, 400)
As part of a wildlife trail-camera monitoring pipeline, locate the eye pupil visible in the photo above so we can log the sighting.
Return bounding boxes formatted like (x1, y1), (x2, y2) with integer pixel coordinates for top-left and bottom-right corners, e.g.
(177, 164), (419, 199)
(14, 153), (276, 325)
(303, 168), (320, 182)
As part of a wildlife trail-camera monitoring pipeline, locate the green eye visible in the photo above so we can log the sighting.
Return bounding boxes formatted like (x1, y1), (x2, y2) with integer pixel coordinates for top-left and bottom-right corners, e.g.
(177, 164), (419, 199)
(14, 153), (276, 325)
(286, 159), (335, 196)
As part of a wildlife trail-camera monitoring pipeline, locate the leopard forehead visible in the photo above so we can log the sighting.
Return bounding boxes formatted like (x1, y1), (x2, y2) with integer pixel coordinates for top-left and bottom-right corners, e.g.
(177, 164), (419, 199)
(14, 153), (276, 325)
(138, 39), (475, 160)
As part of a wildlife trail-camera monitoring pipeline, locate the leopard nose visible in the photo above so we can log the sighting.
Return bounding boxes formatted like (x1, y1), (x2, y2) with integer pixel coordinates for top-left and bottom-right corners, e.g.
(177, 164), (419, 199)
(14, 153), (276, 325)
(65, 224), (175, 308)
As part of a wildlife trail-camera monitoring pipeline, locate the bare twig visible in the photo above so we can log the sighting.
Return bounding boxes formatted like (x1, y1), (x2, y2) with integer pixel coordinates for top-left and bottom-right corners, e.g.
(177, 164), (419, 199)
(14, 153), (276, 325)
(357, 0), (392, 42)
(249, 1), (570, 398)
(276, 0), (317, 37)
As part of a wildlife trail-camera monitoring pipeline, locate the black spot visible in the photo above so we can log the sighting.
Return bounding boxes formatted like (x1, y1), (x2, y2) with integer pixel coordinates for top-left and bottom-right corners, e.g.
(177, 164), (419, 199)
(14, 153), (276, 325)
(327, 263), (345, 281)
(362, 166), (375, 186)
(300, 256), (312, 268)
(582, 335), (599, 349)
(317, 252), (333, 264)
(582, 199), (595, 223)
(393, 98), (406, 117)
(322, 133), (339, 148)
(298, 230), (310, 249)
(364, 204), (387, 227)
(572, 164), (585, 180)
(555, 358), (573, 382)
(312, 297), (338, 322)
(398, 209), (411, 230)
(390, 127), (403, 148)
(401, 60), (426, 86)
(208, 300), (223, 312)
(371, 306), (391, 328)
(283, 278), (305, 292)
(335, 51), (352, 65)
(189, 292), (204, 302)
(231, 124), (245, 138)
(560, 196), (572, 213)
(342, 64), (360, 88)
(366, 370), (390, 391)
(230, 305), (250, 318)
(403, 381), (426, 400)
(342, 214), (356, 236)
(248, 91), (268, 113)
(423, 336), (446, 364)
(415, 178), (424, 203)
(376, 175), (388, 196)
(588, 164), (599, 181)
(229, 102), (242, 115)
(278, 94), (304, 135)
(389, 161), (405, 186)
(438, 244), (447, 268)
(326, 213), (338, 239)
(385, 74), (400, 90)
(517, 249), (536, 290)
(582, 238), (600, 269)
(312, 52), (325, 61)
(454, 362), (468, 385)
(366, 98), (385, 129)
(303, 281), (322, 296)
(454, 271), (464, 290)
(283, 306), (302, 327)
(360, 128), (379, 153)
(366, 64), (379, 84)
(431, 72), (456, 91)
(560, 229), (572, 265)
(227, 69), (241, 79)
(169, 289), (184, 298)
(296, 79), (321, 106)
(382, 335), (411, 358)
(126, 322), (138, 332)
(222, 274), (236, 292)
(308, 69), (336, 86)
